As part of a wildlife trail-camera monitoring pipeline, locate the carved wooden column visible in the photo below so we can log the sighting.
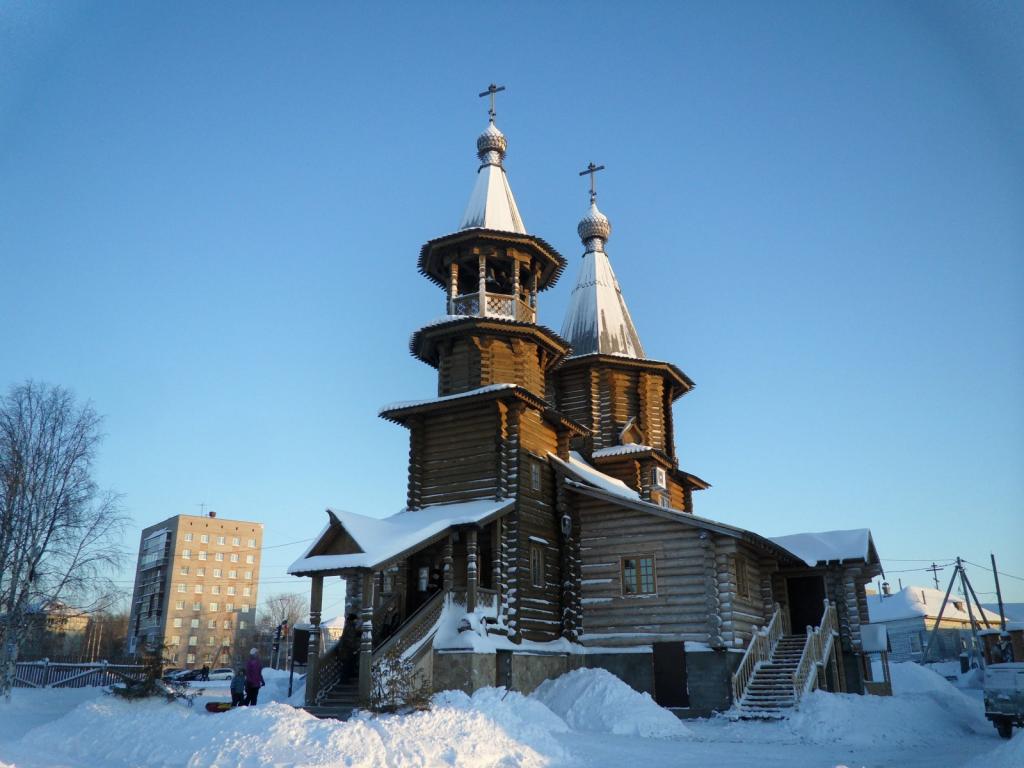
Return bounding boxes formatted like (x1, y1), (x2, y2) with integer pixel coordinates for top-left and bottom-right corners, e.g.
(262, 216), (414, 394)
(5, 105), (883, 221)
(478, 253), (487, 317)
(443, 534), (455, 592)
(304, 574), (324, 707)
(358, 570), (374, 707)
(466, 528), (478, 613)
(492, 520), (502, 611)
(448, 261), (459, 314)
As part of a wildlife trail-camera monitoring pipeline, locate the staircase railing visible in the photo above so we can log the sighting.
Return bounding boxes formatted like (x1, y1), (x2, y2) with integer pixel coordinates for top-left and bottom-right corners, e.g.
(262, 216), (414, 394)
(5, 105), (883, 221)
(792, 599), (838, 708)
(312, 637), (345, 705)
(731, 602), (786, 705)
(373, 589), (446, 663)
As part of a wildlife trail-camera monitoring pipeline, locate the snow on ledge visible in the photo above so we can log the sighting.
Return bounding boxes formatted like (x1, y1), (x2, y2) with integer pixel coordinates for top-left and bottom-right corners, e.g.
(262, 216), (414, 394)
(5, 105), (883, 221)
(549, 451), (640, 501)
(769, 529), (872, 567)
(591, 444), (653, 458)
(379, 383), (517, 415)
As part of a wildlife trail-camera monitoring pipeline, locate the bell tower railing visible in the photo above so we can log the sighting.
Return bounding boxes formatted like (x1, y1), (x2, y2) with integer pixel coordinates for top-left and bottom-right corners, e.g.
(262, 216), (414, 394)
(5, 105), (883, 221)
(451, 291), (535, 323)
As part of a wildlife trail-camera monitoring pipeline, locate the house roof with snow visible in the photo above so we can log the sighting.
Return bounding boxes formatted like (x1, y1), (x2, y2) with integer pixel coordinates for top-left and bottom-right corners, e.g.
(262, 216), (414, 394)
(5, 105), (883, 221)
(867, 586), (1004, 625)
(287, 498), (514, 576)
(769, 529), (880, 568)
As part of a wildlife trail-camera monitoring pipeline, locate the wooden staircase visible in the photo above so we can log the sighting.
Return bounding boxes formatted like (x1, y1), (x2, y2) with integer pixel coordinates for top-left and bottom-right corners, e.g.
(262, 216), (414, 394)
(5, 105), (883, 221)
(736, 635), (806, 718)
(304, 679), (359, 720)
(731, 599), (839, 720)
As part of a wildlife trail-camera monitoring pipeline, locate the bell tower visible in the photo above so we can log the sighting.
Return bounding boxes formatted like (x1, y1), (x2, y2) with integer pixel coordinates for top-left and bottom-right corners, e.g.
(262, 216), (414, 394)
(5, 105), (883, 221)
(412, 87), (570, 398)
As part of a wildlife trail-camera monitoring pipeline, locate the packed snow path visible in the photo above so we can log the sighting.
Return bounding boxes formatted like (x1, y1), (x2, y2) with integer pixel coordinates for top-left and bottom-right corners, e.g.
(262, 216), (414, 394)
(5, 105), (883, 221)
(0, 665), (1014, 768)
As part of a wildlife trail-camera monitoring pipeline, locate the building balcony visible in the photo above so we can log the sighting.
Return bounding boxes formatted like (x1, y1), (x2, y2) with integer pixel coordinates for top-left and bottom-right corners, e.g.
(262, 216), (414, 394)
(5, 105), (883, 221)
(450, 291), (535, 323)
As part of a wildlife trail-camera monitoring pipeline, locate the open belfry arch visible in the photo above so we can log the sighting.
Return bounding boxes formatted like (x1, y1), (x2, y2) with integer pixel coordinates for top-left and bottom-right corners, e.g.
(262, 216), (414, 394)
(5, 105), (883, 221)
(290, 87), (883, 719)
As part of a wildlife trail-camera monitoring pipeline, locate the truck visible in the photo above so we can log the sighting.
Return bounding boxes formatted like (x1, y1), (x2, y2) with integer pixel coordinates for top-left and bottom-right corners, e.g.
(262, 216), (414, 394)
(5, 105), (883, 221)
(984, 663), (1024, 739)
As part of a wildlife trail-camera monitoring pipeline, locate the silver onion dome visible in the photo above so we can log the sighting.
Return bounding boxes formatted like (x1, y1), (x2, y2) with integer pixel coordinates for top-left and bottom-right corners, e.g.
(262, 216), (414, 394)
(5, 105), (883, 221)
(477, 121), (508, 166)
(578, 202), (611, 250)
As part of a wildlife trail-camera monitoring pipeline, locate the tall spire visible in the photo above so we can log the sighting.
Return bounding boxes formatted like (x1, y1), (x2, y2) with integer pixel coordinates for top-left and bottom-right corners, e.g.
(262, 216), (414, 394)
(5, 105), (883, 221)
(561, 165), (645, 359)
(458, 84), (527, 234)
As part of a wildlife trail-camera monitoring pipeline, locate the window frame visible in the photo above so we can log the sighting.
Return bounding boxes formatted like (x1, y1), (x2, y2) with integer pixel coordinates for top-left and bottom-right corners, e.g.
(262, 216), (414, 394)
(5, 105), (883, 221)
(529, 544), (545, 588)
(620, 555), (657, 597)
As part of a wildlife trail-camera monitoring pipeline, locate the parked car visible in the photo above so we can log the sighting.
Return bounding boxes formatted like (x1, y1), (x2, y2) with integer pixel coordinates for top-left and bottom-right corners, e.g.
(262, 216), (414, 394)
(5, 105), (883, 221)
(208, 668), (234, 681)
(165, 668), (202, 682)
(162, 668), (183, 679)
(984, 663), (1024, 739)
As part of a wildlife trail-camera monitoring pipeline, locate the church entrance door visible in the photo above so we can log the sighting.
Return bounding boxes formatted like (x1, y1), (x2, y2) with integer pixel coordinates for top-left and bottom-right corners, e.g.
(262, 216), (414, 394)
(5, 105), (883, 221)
(652, 642), (689, 707)
(787, 575), (826, 632)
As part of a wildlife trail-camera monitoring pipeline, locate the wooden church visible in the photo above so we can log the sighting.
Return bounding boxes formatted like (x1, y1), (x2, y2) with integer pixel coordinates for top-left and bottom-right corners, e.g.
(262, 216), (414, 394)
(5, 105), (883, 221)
(289, 88), (883, 719)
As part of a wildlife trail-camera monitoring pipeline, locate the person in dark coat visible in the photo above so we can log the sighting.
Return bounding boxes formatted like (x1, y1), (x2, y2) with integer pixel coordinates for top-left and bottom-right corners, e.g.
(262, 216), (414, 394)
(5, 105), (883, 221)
(339, 614), (360, 682)
(244, 648), (265, 705)
(230, 669), (246, 707)
(200, 664), (210, 682)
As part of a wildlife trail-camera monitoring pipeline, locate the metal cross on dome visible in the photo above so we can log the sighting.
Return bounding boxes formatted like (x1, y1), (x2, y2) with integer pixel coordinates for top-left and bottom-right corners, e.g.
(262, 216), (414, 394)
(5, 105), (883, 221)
(478, 83), (506, 123)
(579, 162), (606, 205)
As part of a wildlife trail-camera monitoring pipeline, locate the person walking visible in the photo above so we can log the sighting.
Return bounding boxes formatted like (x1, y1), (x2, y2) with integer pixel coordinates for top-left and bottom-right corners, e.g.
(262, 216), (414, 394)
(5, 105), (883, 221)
(230, 669), (246, 707)
(244, 648), (265, 705)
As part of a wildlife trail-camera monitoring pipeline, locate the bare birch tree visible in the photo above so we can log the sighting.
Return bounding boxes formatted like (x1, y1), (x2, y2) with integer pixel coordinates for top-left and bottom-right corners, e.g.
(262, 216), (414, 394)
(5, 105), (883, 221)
(0, 381), (127, 699)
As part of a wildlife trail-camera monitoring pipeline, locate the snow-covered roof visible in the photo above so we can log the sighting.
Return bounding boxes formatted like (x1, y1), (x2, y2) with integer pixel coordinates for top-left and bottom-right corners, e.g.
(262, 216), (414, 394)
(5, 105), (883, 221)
(591, 444), (653, 458)
(867, 586), (1004, 625)
(549, 451), (640, 501)
(458, 121), (526, 234)
(288, 498), (514, 575)
(769, 529), (877, 567)
(379, 383), (517, 416)
(560, 235), (644, 359)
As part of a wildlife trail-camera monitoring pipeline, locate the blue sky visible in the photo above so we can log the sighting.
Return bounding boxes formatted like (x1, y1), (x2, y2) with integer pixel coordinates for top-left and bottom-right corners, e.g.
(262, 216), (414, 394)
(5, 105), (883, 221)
(2, 1), (1022, 613)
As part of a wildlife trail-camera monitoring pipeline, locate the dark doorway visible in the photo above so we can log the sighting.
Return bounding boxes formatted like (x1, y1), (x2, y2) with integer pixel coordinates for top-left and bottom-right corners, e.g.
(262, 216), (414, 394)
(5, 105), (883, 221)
(652, 642), (689, 707)
(787, 575), (826, 632)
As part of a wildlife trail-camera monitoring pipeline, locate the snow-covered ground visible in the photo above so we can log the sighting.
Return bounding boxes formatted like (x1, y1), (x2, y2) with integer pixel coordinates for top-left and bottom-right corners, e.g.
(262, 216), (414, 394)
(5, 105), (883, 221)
(0, 664), (1012, 768)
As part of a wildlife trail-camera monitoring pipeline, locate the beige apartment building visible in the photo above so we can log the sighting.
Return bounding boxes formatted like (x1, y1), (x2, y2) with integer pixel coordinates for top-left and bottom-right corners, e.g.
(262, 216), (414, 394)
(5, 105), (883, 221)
(127, 512), (263, 668)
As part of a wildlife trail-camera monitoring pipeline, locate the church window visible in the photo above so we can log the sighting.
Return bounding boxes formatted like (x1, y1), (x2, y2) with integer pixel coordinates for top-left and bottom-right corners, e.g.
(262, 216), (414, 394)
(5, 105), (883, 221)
(735, 557), (752, 600)
(530, 544), (545, 588)
(621, 556), (656, 595)
(530, 460), (541, 491)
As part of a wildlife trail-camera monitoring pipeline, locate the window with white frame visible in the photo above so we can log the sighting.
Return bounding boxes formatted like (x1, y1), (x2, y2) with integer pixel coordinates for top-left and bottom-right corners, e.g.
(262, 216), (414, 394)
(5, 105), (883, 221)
(242, 587), (250, 597)
(232, 537), (240, 546)
(208, 619), (216, 629)
(621, 556), (656, 596)
(248, 538), (256, 548)
(181, 549), (191, 559)
(186, 653), (196, 663)
(227, 586), (236, 596)
(209, 602), (218, 612)
(188, 636), (197, 646)
(194, 584), (203, 594)
(216, 536), (225, 545)
(170, 635), (180, 646)
(183, 533), (193, 542)
(241, 604), (249, 613)
(190, 618), (199, 628)
(196, 567), (205, 577)
(192, 601), (201, 611)
(179, 566), (189, 575)
(215, 552), (223, 561)
(245, 555), (254, 564)
(230, 553), (238, 563)
(175, 600), (184, 610)
(228, 570), (237, 579)
(173, 618), (182, 628)
(177, 584), (186, 593)
(212, 569), (221, 579)
(239, 621), (247, 630)
(198, 551), (207, 561)
(244, 571), (252, 580)
(200, 534), (209, 544)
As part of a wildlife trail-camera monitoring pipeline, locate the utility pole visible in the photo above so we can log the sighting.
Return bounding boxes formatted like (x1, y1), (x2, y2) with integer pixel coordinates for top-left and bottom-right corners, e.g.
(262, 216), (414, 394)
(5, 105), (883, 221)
(926, 562), (943, 591)
(957, 558), (985, 670)
(991, 553), (1007, 632)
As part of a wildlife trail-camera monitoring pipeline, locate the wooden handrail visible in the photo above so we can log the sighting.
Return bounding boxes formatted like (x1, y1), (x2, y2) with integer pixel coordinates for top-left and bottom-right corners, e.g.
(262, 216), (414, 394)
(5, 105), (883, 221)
(791, 599), (838, 708)
(731, 602), (785, 705)
(373, 589), (446, 662)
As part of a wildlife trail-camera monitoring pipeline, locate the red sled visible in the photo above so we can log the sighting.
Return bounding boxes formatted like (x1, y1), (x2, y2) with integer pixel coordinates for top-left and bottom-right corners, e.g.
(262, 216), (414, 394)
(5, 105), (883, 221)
(205, 702), (233, 713)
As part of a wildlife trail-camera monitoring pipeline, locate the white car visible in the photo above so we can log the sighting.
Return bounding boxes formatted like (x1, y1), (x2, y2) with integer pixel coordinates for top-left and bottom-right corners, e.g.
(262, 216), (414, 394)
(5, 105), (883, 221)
(208, 667), (234, 681)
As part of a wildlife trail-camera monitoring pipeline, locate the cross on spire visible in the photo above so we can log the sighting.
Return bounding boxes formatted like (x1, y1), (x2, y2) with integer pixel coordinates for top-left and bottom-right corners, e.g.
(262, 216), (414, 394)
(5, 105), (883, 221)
(579, 162), (606, 205)
(478, 83), (506, 123)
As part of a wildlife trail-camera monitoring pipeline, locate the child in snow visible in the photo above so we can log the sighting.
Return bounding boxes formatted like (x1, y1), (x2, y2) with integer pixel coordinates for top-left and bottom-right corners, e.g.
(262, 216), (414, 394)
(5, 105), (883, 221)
(244, 648), (265, 705)
(230, 669), (246, 707)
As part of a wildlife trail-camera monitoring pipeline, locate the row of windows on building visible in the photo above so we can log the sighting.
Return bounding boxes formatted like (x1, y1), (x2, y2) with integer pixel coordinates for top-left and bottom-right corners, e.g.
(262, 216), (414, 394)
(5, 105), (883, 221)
(174, 581), (249, 593)
(180, 550), (255, 564)
(172, 601), (250, 613)
(176, 572), (252, 586)
(172, 618), (245, 626)
(167, 634), (240, 647)
(182, 533), (256, 547)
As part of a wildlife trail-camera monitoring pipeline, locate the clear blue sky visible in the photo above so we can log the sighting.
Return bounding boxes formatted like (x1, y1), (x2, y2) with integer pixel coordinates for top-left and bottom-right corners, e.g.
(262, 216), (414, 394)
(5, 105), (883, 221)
(2, 1), (1022, 614)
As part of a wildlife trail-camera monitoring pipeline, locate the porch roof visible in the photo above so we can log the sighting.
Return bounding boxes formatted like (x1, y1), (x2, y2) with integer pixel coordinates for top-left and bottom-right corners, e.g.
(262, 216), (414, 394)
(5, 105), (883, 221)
(287, 497), (514, 576)
(768, 529), (880, 568)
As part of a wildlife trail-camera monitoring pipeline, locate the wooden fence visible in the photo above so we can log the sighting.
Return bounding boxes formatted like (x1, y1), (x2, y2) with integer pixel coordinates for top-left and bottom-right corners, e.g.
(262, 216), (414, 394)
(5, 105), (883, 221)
(15, 659), (146, 689)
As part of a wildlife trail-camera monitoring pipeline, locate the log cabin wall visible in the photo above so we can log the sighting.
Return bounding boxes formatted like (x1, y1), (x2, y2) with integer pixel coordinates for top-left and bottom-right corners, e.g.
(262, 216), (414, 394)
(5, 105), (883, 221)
(408, 403), (501, 509)
(554, 361), (674, 456)
(514, 407), (563, 641)
(714, 540), (774, 648)
(435, 332), (547, 398)
(574, 494), (716, 645)
(589, 455), (690, 513)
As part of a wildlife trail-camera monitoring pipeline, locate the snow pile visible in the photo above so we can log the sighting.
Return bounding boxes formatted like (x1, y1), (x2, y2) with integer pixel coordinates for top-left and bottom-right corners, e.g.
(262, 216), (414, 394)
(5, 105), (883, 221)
(786, 663), (989, 747)
(15, 697), (557, 768)
(532, 668), (690, 738)
(433, 687), (569, 760)
(961, 734), (1024, 768)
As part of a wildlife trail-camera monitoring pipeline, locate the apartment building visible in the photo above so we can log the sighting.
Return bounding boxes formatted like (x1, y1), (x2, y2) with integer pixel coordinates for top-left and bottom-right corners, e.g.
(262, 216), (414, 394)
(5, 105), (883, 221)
(127, 511), (263, 668)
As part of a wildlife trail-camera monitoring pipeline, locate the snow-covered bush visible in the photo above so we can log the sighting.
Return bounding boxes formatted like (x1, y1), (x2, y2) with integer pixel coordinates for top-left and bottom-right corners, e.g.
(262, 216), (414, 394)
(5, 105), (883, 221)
(369, 649), (430, 713)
